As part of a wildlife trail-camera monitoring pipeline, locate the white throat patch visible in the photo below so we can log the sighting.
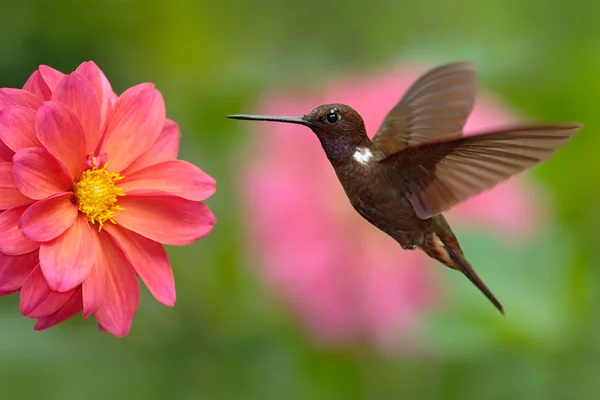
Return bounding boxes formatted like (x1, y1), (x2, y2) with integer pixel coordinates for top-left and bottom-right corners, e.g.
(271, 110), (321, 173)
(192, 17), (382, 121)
(352, 147), (373, 164)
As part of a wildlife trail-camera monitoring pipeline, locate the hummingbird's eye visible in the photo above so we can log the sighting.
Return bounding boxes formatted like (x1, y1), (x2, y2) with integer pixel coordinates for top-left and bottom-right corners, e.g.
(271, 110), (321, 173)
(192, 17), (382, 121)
(325, 108), (340, 124)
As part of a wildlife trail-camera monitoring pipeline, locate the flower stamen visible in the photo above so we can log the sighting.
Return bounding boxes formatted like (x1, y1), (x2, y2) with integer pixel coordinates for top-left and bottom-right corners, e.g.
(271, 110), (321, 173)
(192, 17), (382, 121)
(74, 166), (125, 231)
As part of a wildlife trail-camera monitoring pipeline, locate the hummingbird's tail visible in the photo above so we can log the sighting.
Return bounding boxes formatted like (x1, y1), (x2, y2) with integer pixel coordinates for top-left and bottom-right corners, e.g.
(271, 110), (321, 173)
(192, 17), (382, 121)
(420, 229), (505, 315)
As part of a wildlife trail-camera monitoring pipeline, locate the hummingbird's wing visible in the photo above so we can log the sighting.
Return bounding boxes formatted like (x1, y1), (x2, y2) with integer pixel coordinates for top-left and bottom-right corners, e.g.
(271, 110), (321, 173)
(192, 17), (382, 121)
(372, 62), (478, 156)
(380, 124), (580, 219)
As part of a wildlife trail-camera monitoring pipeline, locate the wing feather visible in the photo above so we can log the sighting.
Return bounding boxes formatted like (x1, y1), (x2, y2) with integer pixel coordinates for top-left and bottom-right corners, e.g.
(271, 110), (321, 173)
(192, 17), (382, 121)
(372, 62), (478, 155)
(379, 124), (581, 219)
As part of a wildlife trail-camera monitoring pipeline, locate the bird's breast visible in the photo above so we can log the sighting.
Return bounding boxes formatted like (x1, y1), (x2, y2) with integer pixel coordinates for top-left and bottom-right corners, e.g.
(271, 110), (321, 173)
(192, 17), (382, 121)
(333, 160), (426, 237)
(351, 147), (374, 164)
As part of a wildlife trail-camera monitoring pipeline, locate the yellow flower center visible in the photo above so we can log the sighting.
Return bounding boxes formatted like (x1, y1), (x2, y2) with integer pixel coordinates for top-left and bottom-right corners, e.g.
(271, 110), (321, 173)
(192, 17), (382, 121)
(74, 166), (125, 231)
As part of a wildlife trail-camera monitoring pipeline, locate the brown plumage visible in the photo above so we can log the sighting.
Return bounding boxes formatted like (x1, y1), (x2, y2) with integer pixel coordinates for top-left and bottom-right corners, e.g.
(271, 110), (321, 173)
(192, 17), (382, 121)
(228, 62), (581, 314)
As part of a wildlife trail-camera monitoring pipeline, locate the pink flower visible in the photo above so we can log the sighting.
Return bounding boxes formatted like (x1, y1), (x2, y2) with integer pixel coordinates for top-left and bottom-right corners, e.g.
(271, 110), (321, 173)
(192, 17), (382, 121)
(0, 62), (216, 336)
(241, 63), (542, 350)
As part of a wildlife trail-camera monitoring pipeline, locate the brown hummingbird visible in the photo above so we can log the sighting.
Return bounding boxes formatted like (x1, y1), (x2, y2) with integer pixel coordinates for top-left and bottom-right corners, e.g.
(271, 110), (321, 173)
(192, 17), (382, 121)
(227, 62), (581, 314)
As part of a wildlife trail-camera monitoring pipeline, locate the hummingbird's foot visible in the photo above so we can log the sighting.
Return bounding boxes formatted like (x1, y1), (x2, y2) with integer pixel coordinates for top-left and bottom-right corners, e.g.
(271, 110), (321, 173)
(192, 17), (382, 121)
(397, 234), (418, 250)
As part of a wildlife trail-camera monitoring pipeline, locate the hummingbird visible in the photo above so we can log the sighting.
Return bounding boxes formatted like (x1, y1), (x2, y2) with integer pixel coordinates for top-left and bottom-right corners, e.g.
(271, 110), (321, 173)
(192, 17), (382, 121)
(227, 62), (581, 314)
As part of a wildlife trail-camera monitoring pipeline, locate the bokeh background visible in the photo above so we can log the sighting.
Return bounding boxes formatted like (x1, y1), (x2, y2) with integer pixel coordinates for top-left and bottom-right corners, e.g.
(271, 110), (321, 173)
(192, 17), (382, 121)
(1, 0), (599, 399)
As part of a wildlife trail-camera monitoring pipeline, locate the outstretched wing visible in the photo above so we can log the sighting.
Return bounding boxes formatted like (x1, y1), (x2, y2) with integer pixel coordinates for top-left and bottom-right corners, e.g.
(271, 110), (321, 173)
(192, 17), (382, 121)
(379, 124), (581, 219)
(372, 62), (478, 156)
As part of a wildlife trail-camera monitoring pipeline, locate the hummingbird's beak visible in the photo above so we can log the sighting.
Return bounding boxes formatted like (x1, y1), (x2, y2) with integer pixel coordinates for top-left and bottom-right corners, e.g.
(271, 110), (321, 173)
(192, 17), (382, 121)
(226, 114), (311, 127)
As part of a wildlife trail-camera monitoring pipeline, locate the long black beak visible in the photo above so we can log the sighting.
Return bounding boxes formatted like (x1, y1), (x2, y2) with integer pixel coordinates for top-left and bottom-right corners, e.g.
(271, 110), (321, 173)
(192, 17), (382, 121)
(226, 114), (310, 127)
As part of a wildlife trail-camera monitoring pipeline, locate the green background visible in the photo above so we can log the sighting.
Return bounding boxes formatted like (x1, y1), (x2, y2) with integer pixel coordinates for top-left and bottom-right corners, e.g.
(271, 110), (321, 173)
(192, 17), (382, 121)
(1, 0), (598, 399)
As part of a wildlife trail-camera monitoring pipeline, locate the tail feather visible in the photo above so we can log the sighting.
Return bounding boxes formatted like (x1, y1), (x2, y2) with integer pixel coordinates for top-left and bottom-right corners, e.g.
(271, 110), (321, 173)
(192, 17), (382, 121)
(420, 232), (505, 315)
(445, 245), (505, 315)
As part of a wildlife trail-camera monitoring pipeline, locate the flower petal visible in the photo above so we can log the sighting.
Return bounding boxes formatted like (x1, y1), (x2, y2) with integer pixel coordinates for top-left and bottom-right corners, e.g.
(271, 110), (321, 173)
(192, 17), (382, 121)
(0, 88), (43, 109)
(101, 84), (166, 172)
(114, 195), (216, 245)
(0, 141), (14, 162)
(20, 192), (77, 242)
(82, 232), (106, 318)
(120, 160), (215, 201)
(75, 61), (117, 132)
(104, 224), (175, 306)
(13, 148), (74, 200)
(0, 206), (40, 255)
(52, 73), (102, 154)
(0, 106), (42, 152)
(121, 119), (180, 175)
(0, 162), (34, 209)
(93, 230), (139, 337)
(35, 101), (86, 181)
(39, 213), (95, 292)
(23, 70), (52, 100)
(38, 65), (65, 93)
(34, 287), (82, 331)
(0, 251), (38, 292)
(20, 265), (75, 318)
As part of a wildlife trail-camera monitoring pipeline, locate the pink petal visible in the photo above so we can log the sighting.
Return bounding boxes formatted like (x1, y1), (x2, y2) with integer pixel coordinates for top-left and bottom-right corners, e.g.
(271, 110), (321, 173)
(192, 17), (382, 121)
(23, 70), (52, 100)
(35, 101), (86, 181)
(38, 65), (65, 93)
(82, 232), (106, 318)
(52, 72), (102, 154)
(0, 251), (38, 292)
(93, 230), (139, 337)
(0, 88), (43, 109)
(0, 106), (41, 152)
(20, 265), (75, 318)
(34, 287), (82, 331)
(104, 224), (175, 306)
(0, 141), (14, 162)
(0, 162), (34, 209)
(101, 84), (166, 172)
(39, 213), (95, 292)
(114, 195), (216, 245)
(20, 192), (77, 242)
(75, 61), (117, 133)
(13, 148), (74, 200)
(121, 119), (180, 175)
(120, 160), (215, 201)
(0, 206), (40, 255)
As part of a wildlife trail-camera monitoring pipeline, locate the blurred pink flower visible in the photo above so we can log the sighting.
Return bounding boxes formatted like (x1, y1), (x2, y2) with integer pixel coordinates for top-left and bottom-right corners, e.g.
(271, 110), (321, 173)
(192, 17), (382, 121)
(242, 63), (543, 350)
(0, 62), (216, 336)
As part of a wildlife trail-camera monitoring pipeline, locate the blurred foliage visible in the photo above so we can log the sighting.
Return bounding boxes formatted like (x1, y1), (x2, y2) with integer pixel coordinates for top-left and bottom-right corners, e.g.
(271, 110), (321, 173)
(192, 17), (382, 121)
(0, 0), (599, 399)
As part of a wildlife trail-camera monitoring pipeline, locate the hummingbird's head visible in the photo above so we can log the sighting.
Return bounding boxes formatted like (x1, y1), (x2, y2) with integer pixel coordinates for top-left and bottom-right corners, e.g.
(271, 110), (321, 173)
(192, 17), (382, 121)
(227, 103), (370, 161)
(227, 103), (367, 140)
(301, 104), (366, 139)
